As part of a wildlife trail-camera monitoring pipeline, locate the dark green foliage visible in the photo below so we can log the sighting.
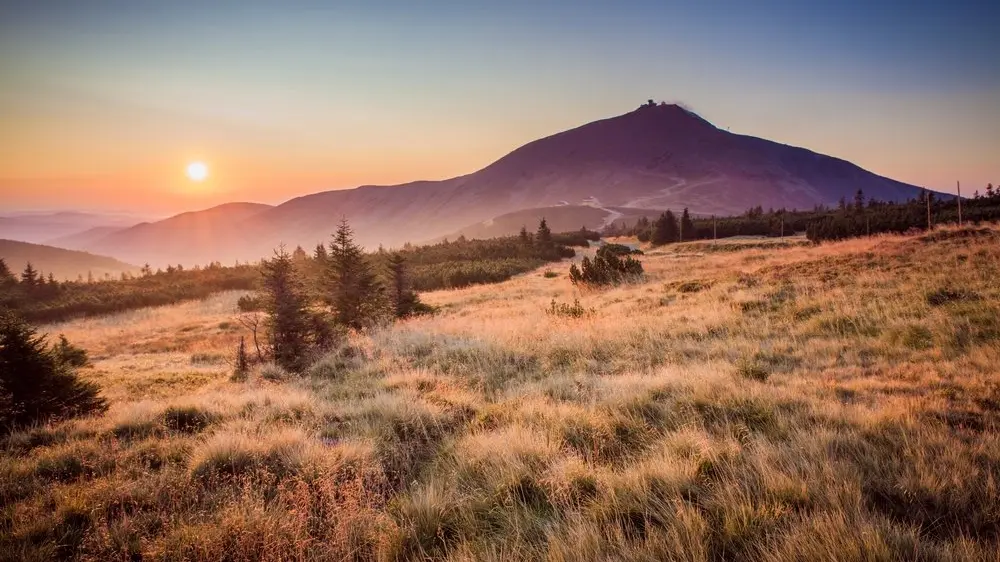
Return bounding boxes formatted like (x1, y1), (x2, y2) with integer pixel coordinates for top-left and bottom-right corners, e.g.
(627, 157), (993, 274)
(0, 258), (15, 286)
(236, 293), (264, 312)
(233, 336), (250, 379)
(535, 218), (553, 247)
(599, 243), (643, 257)
(551, 227), (601, 247)
(52, 335), (89, 368)
(328, 218), (388, 329)
(569, 245), (644, 286)
(261, 247), (313, 373)
(606, 187), (1000, 244)
(1, 262), (258, 324)
(547, 298), (589, 318)
(20, 262), (38, 286)
(651, 211), (679, 245)
(387, 252), (428, 318)
(680, 208), (695, 242)
(0, 311), (106, 432)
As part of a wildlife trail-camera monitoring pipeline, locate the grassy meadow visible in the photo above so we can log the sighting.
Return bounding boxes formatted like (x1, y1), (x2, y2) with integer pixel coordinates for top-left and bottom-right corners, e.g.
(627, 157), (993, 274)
(3, 226), (999, 561)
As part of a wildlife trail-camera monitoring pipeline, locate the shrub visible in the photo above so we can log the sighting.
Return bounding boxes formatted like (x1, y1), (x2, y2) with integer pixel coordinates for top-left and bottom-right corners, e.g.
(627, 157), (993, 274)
(569, 246), (644, 286)
(543, 270), (560, 279)
(547, 298), (590, 318)
(0, 311), (106, 432)
(52, 335), (89, 367)
(236, 294), (264, 312)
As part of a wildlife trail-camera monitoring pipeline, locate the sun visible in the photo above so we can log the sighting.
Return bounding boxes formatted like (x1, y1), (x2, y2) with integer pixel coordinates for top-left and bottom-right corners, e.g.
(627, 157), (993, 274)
(186, 161), (209, 182)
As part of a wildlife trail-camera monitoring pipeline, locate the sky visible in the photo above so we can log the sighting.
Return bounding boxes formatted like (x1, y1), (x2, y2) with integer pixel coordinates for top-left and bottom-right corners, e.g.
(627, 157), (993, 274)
(1, 0), (998, 214)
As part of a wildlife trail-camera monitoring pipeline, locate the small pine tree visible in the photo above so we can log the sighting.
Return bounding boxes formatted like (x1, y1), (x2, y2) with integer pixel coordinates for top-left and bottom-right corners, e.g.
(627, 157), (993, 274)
(234, 336), (249, 379)
(987, 183), (995, 199)
(536, 218), (553, 247)
(387, 252), (425, 318)
(21, 262), (38, 286)
(261, 246), (312, 373)
(328, 218), (386, 330)
(0, 311), (106, 431)
(680, 208), (694, 242)
(0, 258), (15, 286)
(652, 211), (679, 245)
(519, 226), (531, 245)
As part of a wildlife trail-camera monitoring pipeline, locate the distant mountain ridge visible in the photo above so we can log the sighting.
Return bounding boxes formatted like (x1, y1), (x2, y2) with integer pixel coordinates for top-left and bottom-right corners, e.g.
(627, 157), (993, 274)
(71, 103), (933, 266)
(0, 239), (138, 281)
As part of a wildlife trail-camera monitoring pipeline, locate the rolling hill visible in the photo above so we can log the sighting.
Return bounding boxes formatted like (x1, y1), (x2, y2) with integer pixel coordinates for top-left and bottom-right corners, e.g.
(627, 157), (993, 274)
(0, 211), (144, 245)
(74, 103), (934, 266)
(0, 239), (139, 281)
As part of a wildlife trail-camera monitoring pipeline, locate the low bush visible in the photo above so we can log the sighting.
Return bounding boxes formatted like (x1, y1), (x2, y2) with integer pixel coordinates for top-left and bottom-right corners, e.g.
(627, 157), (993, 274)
(548, 298), (590, 318)
(569, 246), (644, 286)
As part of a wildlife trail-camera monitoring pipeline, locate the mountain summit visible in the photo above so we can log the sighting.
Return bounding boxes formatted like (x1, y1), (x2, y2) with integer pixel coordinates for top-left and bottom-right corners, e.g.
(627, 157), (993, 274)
(79, 103), (929, 265)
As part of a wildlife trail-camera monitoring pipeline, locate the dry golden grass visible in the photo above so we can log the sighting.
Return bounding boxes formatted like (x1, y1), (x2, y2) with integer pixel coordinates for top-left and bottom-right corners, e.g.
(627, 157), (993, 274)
(3, 226), (1000, 561)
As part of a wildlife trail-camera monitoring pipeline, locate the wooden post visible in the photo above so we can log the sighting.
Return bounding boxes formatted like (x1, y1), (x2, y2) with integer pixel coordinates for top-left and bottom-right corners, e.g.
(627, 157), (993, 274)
(713, 216), (717, 245)
(957, 181), (962, 227)
(780, 216), (784, 240)
(866, 215), (870, 237)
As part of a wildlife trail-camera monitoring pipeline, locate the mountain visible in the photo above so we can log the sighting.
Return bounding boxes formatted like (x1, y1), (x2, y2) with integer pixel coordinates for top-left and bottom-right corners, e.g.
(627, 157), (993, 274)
(75, 103), (932, 265)
(45, 226), (126, 251)
(0, 211), (145, 245)
(0, 239), (138, 281)
(83, 202), (274, 266)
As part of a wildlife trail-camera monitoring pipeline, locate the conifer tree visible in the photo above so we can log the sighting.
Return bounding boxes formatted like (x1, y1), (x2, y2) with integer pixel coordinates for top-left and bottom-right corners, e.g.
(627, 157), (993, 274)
(536, 218), (553, 247)
(261, 246), (312, 373)
(20, 263), (38, 287)
(328, 218), (386, 329)
(0, 311), (106, 431)
(519, 226), (531, 245)
(387, 252), (423, 318)
(652, 211), (679, 245)
(680, 208), (694, 242)
(0, 258), (16, 286)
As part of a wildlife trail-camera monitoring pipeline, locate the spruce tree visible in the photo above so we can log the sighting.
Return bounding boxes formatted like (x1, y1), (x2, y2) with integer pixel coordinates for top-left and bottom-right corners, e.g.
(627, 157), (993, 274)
(536, 218), (552, 247)
(21, 262), (38, 286)
(680, 208), (694, 242)
(0, 311), (106, 431)
(261, 246), (312, 373)
(519, 226), (531, 245)
(387, 252), (423, 318)
(652, 211), (679, 245)
(328, 218), (386, 330)
(0, 258), (15, 286)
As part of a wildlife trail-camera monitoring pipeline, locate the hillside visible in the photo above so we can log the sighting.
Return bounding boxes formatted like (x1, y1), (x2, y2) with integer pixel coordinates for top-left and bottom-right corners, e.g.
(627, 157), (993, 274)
(0, 211), (143, 245)
(446, 205), (665, 241)
(0, 239), (138, 280)
(44, 226), (125, 250)
(6, 225), (998, 560)
(83, 202), (273, 266)
(76, 104), (933, 266)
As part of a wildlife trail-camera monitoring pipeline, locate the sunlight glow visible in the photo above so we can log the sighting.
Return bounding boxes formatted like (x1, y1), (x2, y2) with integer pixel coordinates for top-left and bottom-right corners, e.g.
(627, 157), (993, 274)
(186, 161), (209, 182)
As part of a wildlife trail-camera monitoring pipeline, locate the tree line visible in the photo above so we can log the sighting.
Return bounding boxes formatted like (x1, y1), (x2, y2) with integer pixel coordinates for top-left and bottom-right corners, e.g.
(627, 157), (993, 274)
(1, 218), (583, 324)
(606, 184), (1000, 245)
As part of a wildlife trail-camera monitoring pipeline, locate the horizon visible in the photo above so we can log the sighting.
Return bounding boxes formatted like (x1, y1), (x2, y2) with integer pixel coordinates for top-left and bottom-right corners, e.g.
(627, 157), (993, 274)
(1, 1), (998, 214)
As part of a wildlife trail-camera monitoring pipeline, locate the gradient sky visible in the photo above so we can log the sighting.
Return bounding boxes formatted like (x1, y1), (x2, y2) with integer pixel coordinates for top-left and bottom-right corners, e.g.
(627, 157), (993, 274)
(1, 0), (998, 213)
